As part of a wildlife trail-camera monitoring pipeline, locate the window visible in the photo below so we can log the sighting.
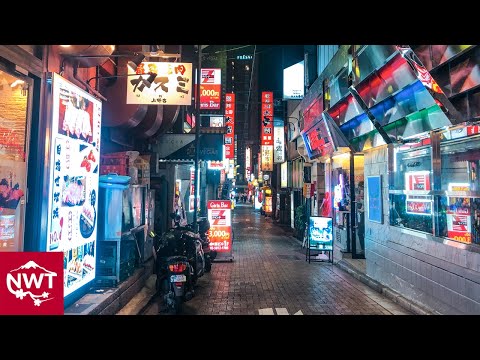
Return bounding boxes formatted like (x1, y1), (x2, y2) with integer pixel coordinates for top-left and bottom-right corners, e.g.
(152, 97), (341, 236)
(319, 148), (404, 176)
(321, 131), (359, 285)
(389, 145), (433, 234)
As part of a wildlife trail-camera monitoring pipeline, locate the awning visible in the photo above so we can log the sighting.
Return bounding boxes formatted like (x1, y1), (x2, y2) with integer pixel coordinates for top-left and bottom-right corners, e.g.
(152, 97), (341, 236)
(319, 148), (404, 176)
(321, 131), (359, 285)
(162, 133), (224, 162)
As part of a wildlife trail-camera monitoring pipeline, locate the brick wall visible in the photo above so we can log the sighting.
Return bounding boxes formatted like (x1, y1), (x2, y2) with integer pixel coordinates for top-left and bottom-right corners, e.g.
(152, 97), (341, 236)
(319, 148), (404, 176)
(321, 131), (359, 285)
(364, 146), (480, 314)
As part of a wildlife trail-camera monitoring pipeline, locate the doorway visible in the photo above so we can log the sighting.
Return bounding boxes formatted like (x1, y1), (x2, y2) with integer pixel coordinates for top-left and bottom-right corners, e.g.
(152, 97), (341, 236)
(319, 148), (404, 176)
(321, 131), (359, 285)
(0, 66), (33, 251)
(351, 153), (365, 259)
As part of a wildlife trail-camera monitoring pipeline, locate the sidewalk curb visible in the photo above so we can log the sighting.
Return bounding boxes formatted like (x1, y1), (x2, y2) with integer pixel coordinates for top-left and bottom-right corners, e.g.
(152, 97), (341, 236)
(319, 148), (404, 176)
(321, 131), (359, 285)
(336, 260), (438, 315)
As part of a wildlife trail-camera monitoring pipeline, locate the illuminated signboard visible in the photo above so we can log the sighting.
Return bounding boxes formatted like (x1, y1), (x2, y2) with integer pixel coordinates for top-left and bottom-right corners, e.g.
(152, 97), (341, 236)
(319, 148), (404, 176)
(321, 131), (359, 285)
(48, 73), (102, 298)
(200, 68), (221, 110)
(210, 116), (224, 127)
(261, 145), (273, 172)
(309, 216), (333, 250)
(207, 200), (232, 255)
(127, 62), (192, 105)
(274, 126), (285, 163)
(245, 147), (251, 181)
(302, 118), (334, 160)
(446, 183), (472, 244)
(236, 55), (253, 60)
(208, 161), (224, 170)
(283, 60), (304, 100)
(224, 93), (235, 159)
(281, 162), (288, 188)
(405, 171), (431, 191)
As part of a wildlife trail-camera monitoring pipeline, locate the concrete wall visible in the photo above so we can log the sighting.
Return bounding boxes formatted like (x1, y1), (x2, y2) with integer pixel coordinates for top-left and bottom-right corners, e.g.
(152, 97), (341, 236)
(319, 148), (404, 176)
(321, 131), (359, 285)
(365, 145), (480, 314)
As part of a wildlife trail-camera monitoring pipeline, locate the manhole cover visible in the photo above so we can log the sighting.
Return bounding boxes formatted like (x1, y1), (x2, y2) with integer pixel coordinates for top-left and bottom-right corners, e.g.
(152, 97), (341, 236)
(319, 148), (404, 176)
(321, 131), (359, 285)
(277, 255), (303, 261)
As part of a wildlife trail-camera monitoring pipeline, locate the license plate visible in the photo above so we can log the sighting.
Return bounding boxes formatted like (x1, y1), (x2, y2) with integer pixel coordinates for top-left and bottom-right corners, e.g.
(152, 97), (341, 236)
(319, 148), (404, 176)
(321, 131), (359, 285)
(170, 274), (186, 282)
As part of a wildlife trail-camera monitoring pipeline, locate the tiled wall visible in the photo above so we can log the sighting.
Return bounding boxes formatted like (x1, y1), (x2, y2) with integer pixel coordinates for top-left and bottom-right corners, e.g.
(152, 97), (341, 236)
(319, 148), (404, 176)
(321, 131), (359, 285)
(364, 146), (480, 314)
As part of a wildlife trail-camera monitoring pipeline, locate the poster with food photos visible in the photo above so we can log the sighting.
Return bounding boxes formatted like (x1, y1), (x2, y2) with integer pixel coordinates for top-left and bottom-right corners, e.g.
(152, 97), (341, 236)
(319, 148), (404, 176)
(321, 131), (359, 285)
(47, 73), (101, 298)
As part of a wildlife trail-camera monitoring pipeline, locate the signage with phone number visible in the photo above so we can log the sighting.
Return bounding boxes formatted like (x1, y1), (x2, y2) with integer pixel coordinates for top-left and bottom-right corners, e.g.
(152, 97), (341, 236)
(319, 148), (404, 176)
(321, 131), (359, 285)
(207, 200), (232, 256)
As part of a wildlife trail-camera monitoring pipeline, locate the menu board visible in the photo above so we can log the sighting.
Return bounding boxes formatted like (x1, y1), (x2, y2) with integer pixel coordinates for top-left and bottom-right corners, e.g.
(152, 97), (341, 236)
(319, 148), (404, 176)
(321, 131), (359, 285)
(46, 73), (101, 298)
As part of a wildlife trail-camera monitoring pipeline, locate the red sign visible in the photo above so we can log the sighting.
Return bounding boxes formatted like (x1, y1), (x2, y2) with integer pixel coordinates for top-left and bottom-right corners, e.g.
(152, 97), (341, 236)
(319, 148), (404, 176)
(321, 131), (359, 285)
(406, 172), (431, 191)
(207, 200), (231, 209)
(406, 200), (432, 215)
(200, 68), (221, 109)
(207, 200), (232, 253)
(261, 91), (274, 146)
(224, 93), (235, 159)
(447, 198), (472, 244)
(208, 226), (231, 252)
(0, 252), (64, 315)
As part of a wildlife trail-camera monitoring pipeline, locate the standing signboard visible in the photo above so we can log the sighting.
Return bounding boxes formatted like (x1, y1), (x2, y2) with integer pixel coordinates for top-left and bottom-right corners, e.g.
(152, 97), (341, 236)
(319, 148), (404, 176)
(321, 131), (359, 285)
(47, 73), (102, 301)
(207, 200), (233, 261)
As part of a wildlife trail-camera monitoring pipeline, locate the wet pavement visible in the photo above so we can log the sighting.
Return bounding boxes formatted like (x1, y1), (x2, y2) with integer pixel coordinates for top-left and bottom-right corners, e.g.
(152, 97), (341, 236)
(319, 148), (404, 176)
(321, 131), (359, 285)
(141, 203), (411, 315)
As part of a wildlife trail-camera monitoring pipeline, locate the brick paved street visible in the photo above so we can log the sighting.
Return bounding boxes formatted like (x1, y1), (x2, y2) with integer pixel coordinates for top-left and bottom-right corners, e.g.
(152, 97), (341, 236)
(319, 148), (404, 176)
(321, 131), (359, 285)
(142, 204), (411, 315)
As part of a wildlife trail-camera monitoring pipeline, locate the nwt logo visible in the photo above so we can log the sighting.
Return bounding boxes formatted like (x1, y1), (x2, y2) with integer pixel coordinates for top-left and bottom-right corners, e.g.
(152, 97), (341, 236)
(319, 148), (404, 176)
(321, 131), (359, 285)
(7, 261), (57, 307)
(0, 252), (64, 315)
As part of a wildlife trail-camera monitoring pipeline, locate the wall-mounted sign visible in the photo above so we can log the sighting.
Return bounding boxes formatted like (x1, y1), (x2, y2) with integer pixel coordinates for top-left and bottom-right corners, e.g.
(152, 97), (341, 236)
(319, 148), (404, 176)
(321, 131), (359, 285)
(200, 68), (221, 110)
(261, 145), (273, 172)
(283, 60), (304, 100)
(281, 162), (288, 188)
(245, 147), (251, 181)
(236, 55), (253, 60)
(227, 159), (234, 179)
(210, 116), (224, 127)
(189, 167), (195, 212)
(48, 73), (101, 298)
(302, 118), (333, 160)
(224, 93), (235, 159)
(274, 126), (285, 163)
(208, 161), (223, 170)
(367, 175), (382, 224)
(261, 92), (274, 146)
(127, 62), (192, 105)
(446, 183), (471, 244)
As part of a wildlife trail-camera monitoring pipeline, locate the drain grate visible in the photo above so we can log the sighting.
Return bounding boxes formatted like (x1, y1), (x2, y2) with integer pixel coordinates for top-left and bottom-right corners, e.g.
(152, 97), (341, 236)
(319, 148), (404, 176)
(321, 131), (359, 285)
(276, 254), (303, 261)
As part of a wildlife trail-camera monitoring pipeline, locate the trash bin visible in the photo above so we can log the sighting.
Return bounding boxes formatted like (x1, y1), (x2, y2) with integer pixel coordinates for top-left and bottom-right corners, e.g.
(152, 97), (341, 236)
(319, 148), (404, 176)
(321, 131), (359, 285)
(98, 174), (131, 241)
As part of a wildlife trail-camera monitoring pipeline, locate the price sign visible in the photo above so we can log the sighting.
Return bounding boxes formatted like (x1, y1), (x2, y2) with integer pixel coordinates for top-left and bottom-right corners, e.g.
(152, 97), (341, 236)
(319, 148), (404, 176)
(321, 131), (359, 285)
(207, 200), (233, 260)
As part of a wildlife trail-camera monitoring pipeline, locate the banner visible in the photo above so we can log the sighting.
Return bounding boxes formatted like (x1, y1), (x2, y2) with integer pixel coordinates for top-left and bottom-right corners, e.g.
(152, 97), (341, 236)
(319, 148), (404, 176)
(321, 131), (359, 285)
(200, 68), (221, 109)
(274, 126), (285, 163)
(127, 62), (192, 105)
(224, 93), (235, 159)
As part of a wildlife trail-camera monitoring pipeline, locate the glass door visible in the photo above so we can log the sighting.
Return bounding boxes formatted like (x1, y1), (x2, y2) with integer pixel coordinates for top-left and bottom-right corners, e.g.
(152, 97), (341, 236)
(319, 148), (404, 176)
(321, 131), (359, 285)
(0, 67), (32, 251)
(352, 154), (365, 259)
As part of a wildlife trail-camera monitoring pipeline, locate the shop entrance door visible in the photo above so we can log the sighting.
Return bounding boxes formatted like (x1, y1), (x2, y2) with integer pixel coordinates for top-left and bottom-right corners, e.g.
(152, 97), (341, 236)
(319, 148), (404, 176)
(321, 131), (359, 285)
(351, 153), (365, 259)
(0, 66), (33, 251)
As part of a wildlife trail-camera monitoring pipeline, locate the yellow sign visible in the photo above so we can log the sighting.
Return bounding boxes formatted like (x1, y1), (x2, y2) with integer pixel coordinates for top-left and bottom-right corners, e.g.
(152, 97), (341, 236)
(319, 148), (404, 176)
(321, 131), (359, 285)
(261, 145), (273, 171)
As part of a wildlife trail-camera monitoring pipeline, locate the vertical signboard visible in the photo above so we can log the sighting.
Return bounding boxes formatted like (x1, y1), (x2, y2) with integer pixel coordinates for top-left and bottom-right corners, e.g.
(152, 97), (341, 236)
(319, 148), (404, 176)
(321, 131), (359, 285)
(189, 167), (195, 212)
(261, 92), (274, 171)
(207, 200), (233, 261)
(127, 62), (192, 105)
(274, 126), (285, 163)
(245, 146), (251, 181)
(47, 73), (102, 298)
(224, 93), (235, 159)
(367, 175), (383, 224)
(281, 162), (288, 188)
(200, 68), (221, 109)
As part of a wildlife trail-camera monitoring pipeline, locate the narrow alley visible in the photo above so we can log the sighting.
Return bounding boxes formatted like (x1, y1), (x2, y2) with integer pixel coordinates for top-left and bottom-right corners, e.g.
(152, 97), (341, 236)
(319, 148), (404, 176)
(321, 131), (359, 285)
(140, 204), (411, 315)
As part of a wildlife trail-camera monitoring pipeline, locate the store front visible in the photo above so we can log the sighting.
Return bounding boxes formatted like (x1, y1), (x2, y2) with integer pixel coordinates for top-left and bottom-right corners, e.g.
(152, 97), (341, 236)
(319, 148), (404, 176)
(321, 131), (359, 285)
(0, 46), (42, 252)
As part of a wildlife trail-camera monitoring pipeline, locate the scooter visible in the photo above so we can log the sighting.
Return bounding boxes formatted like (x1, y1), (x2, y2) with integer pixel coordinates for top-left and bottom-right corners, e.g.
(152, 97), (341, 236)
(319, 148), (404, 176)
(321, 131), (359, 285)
(151, 226), (194, 314)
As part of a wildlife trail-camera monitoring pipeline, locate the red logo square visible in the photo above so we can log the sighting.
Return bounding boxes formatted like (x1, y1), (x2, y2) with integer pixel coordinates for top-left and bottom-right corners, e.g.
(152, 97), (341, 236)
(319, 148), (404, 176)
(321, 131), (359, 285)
(0, 252), (64, 315)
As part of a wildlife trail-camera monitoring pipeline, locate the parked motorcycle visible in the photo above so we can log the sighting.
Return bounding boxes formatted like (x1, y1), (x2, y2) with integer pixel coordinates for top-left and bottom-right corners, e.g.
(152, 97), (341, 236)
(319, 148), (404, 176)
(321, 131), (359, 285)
(151, 219), (195, 314)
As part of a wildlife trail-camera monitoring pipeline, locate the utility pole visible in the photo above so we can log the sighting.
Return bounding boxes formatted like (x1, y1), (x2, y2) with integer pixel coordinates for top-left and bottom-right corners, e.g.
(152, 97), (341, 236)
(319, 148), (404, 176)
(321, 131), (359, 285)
(193, 45), (202, 231)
